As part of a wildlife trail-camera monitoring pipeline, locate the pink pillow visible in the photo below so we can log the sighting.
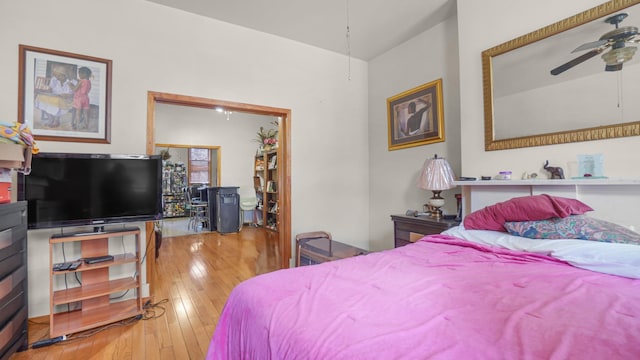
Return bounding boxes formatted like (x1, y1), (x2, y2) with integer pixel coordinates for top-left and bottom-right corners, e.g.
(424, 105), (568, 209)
(463, 194), (593, 232)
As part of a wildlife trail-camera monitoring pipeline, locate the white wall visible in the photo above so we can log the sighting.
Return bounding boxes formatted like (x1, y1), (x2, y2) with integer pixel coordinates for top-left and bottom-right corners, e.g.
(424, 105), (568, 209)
(157, 147), (188, 166)
(368, 16), (461, 251)
(457, 0), (640, 179)
(155, 103), (275, 190)
(0, 0), (369, 317)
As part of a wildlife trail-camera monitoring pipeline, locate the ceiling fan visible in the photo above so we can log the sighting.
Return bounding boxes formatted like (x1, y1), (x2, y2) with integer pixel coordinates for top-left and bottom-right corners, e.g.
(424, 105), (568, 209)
(550, 13), (639, 76)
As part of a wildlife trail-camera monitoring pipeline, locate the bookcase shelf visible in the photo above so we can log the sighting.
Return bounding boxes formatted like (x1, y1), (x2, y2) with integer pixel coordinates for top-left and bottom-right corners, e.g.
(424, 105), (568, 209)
(161, 161), (187, 217)
(52, 277), (139, 305)
(48, 228), (142, 337)
(55, 253), (137, 273)
(50, 299), (140, 337)
(254, 150), (279, 232)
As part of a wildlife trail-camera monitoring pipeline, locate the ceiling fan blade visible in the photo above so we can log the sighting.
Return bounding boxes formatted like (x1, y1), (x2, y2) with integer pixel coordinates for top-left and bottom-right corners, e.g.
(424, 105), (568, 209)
(605, 63), (623, 71)
(550, 48), (604, 76)
(572, 39), (609, 53)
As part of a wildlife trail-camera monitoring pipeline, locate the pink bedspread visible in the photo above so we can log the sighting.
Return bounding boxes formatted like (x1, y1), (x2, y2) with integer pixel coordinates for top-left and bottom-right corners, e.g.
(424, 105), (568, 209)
(208, 235), (640, 359)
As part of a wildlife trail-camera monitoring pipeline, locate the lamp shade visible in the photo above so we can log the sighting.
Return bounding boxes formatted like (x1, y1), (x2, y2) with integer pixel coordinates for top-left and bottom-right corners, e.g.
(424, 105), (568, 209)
(417, 155), (456, 191)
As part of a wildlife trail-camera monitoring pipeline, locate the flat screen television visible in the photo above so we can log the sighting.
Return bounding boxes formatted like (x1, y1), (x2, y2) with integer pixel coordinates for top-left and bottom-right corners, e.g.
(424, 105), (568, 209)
(19, 152), (163, 230)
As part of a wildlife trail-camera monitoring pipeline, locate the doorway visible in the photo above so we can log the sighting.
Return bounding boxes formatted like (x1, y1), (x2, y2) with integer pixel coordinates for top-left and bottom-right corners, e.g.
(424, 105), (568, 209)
(154, 144), (221, 187)
(154, 144), (220, 233)
(145, 91), (291, 294)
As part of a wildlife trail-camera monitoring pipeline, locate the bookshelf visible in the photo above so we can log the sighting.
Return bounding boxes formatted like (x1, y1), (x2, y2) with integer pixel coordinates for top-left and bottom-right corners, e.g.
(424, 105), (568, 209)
(161, 161), (187, 218)
(254, 156), (265, 226)
(254, 150), (279, 232)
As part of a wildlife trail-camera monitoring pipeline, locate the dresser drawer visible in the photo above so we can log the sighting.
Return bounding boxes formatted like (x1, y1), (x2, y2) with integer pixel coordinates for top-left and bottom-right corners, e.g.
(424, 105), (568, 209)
(395, 220), (446, 243)
(0, 276), (26, 328)
(0, 202), (26, 264)
(0, 229), (25, 266)
(0, 202), (28, 360)
(0, 265), (26, 308)
(391, 215), (459, 248)
(0, 252), (24, 282)
(0, 306), (27, 359)
(0, 203), (26, 232)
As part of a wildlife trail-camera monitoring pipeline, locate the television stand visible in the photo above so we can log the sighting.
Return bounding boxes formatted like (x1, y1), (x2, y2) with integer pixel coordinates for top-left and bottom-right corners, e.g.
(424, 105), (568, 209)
(51, 226), (141, 238)
(48, 227), (142, 337)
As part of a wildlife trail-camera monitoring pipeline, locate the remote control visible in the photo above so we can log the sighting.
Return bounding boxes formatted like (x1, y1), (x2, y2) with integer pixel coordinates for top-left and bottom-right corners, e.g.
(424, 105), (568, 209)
(56, 262), (72, 271)
(84, 255), (115, 264)
(68, 261), (83, 270)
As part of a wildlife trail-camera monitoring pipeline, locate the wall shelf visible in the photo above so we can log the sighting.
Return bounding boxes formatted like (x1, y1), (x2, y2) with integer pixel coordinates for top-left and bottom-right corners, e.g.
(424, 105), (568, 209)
(454, 178), (640, 186)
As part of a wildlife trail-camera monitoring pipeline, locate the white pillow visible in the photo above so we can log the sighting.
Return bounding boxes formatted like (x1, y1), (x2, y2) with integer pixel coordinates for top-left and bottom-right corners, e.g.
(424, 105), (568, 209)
(442, 224), (640, 279)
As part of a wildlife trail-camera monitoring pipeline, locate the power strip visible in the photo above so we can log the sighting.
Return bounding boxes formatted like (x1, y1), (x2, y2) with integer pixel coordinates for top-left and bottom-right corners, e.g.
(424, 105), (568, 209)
(32, 335), (65, 349)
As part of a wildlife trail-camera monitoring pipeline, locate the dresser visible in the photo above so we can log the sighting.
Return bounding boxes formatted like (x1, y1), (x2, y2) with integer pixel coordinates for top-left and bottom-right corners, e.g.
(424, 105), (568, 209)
(0, 201), (28, 359)
(391, 214), (459, 248)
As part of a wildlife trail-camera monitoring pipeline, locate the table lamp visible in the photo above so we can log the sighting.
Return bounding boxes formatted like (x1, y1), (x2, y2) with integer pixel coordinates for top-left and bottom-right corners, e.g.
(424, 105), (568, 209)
(416, 154), (456, 219)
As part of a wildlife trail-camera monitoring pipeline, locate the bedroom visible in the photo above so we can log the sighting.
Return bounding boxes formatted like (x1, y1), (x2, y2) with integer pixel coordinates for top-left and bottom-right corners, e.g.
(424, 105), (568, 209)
(1, 0), (640, 358)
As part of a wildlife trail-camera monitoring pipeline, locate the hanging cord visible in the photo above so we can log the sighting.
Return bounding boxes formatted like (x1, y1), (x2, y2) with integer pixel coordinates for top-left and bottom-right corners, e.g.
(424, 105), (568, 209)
(139, 225), (154, 266)
(346, 0), (351, 80)
(110, 230), (152, 300)
(61, 243), (68, 289)
(616, 70), (624, 116)
(59, 315), (141, 343)
(615, 70), (627, 127)
(142, 298), (168, 320)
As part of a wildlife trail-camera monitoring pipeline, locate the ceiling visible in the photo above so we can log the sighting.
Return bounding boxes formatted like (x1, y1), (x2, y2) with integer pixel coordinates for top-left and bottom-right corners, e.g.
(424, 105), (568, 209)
(145, 0), (456, 61)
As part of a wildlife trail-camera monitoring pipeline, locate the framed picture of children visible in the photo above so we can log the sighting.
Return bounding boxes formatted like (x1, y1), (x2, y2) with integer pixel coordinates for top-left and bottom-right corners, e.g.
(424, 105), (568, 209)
(386, 79), (445, 151)
(18, 44), (112, 143)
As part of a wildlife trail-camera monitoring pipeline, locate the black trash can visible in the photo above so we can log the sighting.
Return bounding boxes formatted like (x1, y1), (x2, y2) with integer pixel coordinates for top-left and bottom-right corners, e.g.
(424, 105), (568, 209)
(207, 187), (240, 233)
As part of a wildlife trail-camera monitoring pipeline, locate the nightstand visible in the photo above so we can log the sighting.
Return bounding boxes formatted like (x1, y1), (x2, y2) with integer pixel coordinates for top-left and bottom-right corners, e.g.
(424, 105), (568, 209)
(391, 215), (460, 248)
(296, 231), (368, 266)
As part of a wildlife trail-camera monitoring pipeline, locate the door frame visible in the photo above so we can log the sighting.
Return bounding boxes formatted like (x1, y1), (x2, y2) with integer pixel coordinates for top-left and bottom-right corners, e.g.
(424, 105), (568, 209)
(145, 91), (292, 294)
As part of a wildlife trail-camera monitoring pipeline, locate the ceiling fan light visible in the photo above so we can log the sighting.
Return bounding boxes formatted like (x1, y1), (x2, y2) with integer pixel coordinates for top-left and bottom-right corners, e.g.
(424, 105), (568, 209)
(601, 46), (637, 65)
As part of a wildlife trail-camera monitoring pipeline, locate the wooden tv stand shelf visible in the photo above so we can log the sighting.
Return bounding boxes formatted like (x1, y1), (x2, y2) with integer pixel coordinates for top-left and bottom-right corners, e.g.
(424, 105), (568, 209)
(49, 227), (142, 337)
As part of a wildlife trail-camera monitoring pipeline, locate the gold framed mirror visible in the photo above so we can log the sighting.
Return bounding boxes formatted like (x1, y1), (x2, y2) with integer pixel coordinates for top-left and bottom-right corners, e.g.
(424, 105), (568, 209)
(483, 0), (640, 151)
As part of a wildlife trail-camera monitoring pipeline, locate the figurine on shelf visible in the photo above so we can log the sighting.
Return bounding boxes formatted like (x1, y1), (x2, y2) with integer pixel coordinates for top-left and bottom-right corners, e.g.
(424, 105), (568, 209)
(543, 160), (565, 179)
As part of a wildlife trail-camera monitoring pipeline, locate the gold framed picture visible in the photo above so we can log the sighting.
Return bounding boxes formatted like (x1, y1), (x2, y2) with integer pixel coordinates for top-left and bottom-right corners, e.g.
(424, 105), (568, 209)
(387, 79), (444, 151)
(18, 44), (112, 143)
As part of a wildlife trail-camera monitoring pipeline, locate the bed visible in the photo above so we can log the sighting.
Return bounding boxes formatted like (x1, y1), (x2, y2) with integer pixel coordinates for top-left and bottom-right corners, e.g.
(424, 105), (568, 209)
(207, 194), (640, 359)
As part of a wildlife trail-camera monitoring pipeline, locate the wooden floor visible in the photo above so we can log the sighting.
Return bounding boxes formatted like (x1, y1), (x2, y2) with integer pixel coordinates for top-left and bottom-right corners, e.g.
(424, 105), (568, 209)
(11, 226), (281, 360)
